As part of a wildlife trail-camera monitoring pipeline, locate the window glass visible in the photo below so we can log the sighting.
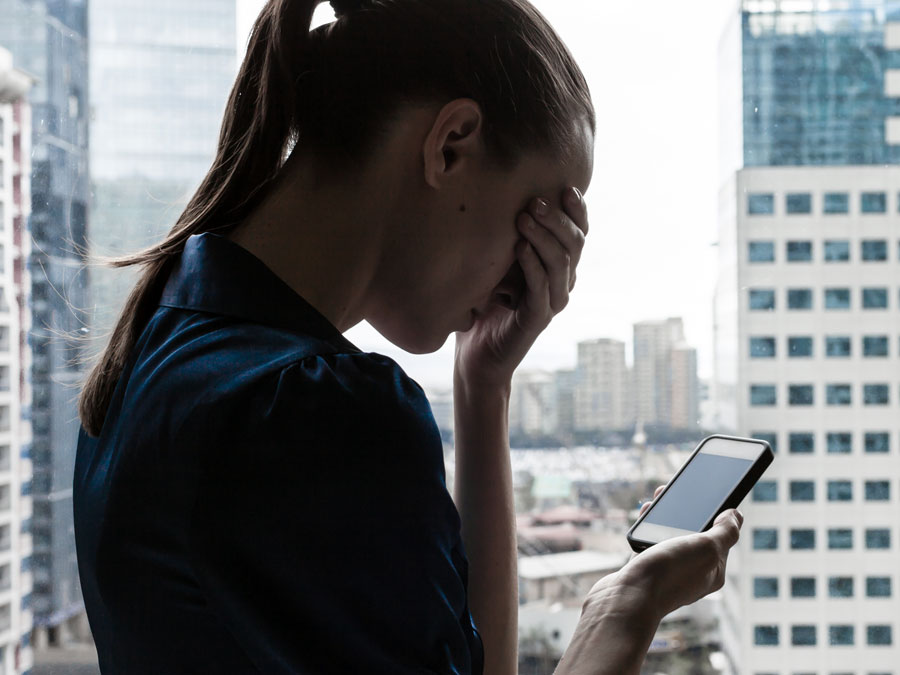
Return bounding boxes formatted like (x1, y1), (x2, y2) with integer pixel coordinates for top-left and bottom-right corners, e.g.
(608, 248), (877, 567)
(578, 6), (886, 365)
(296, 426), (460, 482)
(754, 625), (779, 646)
(791, 625), (816, 646)
(865, 529), (890, 549)
(749, 289), (776, 310)
(748, 241), (775, 262)
(823, 192), (849, 214)
(789, 433), (814, 454)
(827, 480), (852, 501)
(861, 192), (886, 213)
(862, 288), (888, 309)
(824, 239), (850, 261)
(864, 481), (890, 501)
(786, 193), (812, 214)
(825, 336), (852, 357)
(753, 528), (778, 550)
(748, 193), (775, 215)
(829, 625), (855, 646)
(791, 577), (815, 597)
(750, 385), (777, 406)
(863, 384), (889, 406)
(826, 384), (851, 406)
(825, 288), (851, 309)
(749, 337), (776, 358)
(866, 577), (891, 598)
(789, 385), (814, 406)
(787, 336), (813, 357)
(753, 577), (778, 598)
(828, 528), (853, 550)
(787, 288), (812, 309)
(867, 625), (892, 646)
(863, 336), (889, 357)
(865, 432), (890, 454)
(861, 240), (888, 261)
(790, 529), (815, 550)
(790, 481), (815, 501)
(753, 481), (777, 502)
(826, 432), (852, 454)
(752, 432), (778, 453)
(828, 577), (853, 598)
(786, 241), (812, 261)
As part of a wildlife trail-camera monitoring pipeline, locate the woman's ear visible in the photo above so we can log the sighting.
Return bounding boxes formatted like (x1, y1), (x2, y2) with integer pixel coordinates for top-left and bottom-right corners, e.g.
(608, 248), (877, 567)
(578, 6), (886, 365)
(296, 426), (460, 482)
(422, 98), (484, 189)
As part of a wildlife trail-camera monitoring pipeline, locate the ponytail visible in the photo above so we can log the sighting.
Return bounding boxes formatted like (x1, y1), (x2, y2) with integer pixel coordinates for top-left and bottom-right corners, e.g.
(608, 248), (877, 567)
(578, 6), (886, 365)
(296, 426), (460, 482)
(78, 0), (327, 437)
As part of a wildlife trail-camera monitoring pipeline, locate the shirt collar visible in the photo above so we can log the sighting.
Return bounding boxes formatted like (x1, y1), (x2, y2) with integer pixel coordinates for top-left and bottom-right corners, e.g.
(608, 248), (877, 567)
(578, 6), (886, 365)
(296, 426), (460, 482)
(160, 232), (361, 352)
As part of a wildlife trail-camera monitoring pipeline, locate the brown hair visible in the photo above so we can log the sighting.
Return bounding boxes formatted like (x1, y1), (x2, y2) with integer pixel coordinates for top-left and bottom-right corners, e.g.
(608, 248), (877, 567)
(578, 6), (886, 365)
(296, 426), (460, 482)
(78, 0), (595, 437)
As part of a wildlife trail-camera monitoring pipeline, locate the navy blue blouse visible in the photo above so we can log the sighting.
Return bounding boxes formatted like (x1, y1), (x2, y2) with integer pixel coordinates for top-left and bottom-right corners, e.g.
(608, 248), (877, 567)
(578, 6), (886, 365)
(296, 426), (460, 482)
(73, 232), (484, 674)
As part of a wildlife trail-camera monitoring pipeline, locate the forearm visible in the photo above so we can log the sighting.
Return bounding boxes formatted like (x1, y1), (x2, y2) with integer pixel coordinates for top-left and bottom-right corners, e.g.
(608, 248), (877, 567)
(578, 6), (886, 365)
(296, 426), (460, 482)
(452, 371), (516, 675)
(554, 573), (660, 675)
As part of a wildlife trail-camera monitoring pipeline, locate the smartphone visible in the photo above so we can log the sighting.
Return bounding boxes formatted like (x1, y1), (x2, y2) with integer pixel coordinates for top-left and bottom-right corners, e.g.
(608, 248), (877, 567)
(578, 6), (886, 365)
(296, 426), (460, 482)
(626, 434), (774, 552)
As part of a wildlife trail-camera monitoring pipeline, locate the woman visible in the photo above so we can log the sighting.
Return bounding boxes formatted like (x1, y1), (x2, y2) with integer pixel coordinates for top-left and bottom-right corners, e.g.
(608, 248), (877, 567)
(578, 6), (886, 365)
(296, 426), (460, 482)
(73, 0), (742, 673)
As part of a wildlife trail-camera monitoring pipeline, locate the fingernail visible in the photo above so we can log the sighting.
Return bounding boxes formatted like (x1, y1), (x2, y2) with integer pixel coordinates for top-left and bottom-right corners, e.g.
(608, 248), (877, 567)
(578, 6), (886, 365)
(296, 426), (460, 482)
(536, 198), (549, 216)
(570, 187), (583, 203)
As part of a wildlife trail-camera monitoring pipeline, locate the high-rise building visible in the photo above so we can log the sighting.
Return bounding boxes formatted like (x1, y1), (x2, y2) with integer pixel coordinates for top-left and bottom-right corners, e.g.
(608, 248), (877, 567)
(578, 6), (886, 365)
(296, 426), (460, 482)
(633, 318), (698, 429)
(0, 45), (35, 672)
(510, 369), (558, 438)
(574, 338), (629, 432)
(0, 0), (91, 645)
(715, 2), (900, 672)
(88, 0), (237, 335)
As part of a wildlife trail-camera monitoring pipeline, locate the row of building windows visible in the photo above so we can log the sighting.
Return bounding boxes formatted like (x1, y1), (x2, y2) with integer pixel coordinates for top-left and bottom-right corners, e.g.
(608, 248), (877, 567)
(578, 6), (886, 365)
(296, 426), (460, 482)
(749, 335), (900, 358)
(749, 239), (900, 263)
(748, 190), (897, 215)
(753, 479), (892, 502)
(752, 527), (893, 551)
(753, 623), (893, 647)
(749, 383), (900, 406)
(753, 575), (892, 599)
(749, 287), (899, 310)
(748, 431), (895, 455)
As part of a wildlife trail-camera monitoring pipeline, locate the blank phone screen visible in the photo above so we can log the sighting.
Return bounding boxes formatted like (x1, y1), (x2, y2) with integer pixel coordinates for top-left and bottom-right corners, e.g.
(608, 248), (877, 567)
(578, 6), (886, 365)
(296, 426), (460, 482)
(642, 452), (753, 531)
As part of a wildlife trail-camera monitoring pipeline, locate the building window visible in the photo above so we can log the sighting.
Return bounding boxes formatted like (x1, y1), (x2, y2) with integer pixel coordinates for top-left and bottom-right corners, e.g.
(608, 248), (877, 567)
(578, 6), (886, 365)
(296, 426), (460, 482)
(865, 432), (890, 454)
(828, 528), (853, 549)
(863, 336), (889, 357)
(825, 288), (851, 309)
(829, 625), (855, 646)
(829, 577), (854, 598)
(791, 577), (816, 597)
(754, 625), (779, 646)
(862, 287), (888, 309)
(827, 480), (852, 501)
(824, 239), (850, 261)
(865, 481), (890, 501)
(790, 529), (815, 550)
(866, 577), (891, 598)
(789, 385), (814, 406)
(867, 625), (892, 646)
(865, 529), (891, 549)
(753, 528), (778, 550)
(752, 432), (777, 453)
(791, 625), (816, 646)
(824, 336), (852, 358)
(790, 481), (815, 502)
(786, 240), (812, 261)
(749, 337), (776, 358)
(787, 336), (813, 357)
(753, 577), (778, 598)
(862, 240), (888, 261)
(787, 288), (813, 309)
(826, 384), (851, 406)
(827, 432), (852, 454)
(750, 385), (777, 406)
(824, 192), (849, 214)
(789, 432), (814, 454)
(748, 193), (775, 215)
(786, 193), (812, 214)
(863, 384), (889, 406)
(748, 241), (775, 262)
(861, 191), (887, 213)
(749, 289), (776, 311)
(753, 481), (777, 502)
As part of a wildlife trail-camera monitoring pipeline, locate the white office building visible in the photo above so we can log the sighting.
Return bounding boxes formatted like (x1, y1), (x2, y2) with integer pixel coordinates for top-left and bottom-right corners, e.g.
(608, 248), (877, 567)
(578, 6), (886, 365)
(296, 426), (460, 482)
(574, 338), (630, 432)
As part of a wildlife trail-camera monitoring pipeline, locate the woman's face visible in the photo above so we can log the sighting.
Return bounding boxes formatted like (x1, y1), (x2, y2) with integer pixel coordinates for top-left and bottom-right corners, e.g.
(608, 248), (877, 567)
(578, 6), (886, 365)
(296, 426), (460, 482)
(370, 117), (594, 354)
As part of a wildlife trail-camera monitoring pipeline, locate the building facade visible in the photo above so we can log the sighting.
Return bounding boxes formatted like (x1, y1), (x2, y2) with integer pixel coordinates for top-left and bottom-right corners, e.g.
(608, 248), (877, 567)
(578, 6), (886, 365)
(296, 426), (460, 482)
(633, 318), (699, 430)
(0, 0), (91, 646)
(715, 2), (900, 672)
(573, 338), (630, 432)
(0, 45), (35, 673)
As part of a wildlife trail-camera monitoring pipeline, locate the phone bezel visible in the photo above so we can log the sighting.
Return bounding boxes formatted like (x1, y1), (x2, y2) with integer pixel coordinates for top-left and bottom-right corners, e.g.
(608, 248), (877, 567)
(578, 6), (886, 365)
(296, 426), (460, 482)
(626, 433), (774, 553)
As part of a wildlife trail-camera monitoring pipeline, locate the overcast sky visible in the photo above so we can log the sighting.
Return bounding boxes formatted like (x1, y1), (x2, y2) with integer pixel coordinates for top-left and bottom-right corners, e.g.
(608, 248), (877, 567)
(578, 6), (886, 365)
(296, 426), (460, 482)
(235, 0), (734, 390)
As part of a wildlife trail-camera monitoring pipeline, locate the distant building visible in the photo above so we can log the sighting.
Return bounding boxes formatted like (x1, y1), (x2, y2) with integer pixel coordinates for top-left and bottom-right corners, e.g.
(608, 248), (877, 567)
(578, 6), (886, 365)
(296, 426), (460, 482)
(0, 44), (34, 672)
(574, 338), (629, 432)
(633, 318), (699, 430)
(510, 370), (558, 439)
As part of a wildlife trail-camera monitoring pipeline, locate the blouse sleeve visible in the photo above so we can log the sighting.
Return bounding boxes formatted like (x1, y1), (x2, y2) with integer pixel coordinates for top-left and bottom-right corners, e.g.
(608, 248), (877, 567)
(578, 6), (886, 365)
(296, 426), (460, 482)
(186, 352), (483, 674)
